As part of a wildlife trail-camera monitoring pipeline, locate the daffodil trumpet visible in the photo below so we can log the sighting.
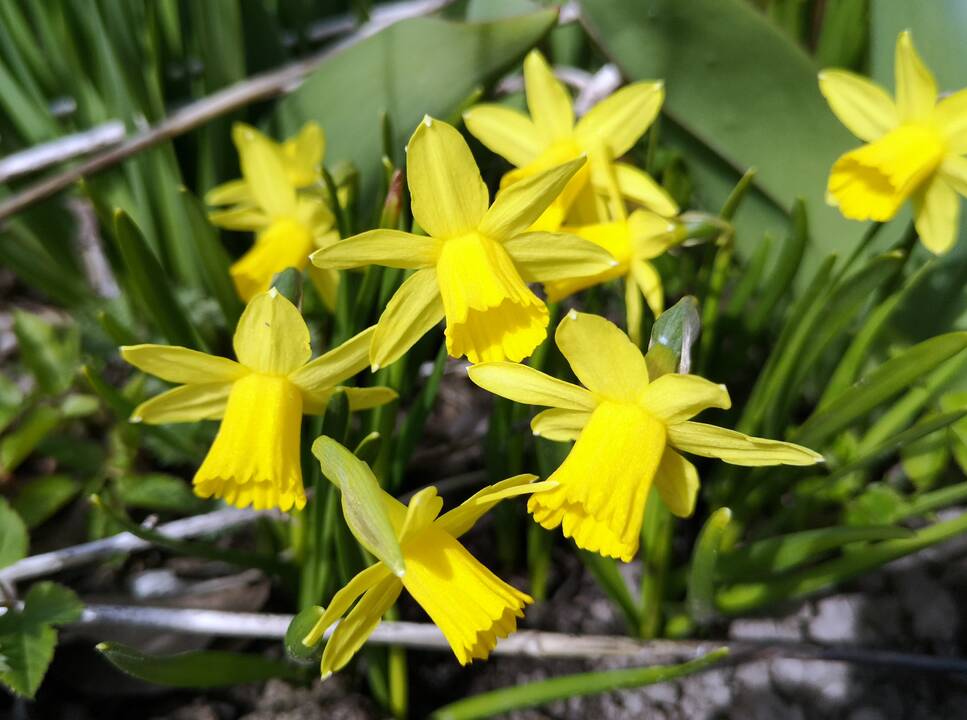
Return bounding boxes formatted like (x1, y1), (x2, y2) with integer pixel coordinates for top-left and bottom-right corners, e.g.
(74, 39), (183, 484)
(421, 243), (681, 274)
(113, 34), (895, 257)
(310, 116), (618, 368)
(468, 311), (823, 562)
(121, 289), (397, 511)
(464, 49), (678, 231)
(820, 31), (967, 255)
(304, 460), (555, 675)
(207, 122), (340, 306)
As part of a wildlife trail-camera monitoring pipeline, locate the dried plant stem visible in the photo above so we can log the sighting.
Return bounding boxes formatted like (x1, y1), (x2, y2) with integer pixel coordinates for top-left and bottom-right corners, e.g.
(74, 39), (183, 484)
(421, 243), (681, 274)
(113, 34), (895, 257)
(60, 604), (967, 673)
(0, 508), (273, 585)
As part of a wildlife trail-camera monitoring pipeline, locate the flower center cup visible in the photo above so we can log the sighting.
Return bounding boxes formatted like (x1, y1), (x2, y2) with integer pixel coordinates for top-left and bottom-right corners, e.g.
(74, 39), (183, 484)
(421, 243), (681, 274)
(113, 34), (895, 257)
(231, 217), (315, 300)
(828, 124), (945, 221)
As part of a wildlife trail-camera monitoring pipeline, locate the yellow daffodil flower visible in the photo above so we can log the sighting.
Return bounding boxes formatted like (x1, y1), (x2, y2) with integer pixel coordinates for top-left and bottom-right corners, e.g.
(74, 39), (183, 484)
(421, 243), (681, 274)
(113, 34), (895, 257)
(120, 290), (396, 511)
(206, 123), (340, 306)
(304, 472), (552, 675)
(545, 153), (681, 342)
(821, 31), (967, 254)
(464, 49), (677, 231)
(468, 311), (823, 562)
(310, 116), (616, 368)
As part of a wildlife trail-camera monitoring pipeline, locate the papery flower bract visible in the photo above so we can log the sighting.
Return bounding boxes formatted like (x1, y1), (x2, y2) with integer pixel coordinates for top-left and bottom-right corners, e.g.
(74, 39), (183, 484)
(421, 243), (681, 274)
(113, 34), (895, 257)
(121, 290), (396, 511)
(820, 31), (967, 254)
(303, 473), (553, 674)
(310, 116), (617, 368)
(468, 311), (824, 562)
(464, 49), (677, 230)
(206, 123), (340, 306)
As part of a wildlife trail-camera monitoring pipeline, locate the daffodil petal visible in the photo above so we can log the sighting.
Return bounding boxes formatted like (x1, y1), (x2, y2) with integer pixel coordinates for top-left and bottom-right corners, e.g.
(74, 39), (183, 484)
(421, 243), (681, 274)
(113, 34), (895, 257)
(625, 275), (644, 346)
(933, 88), (967, 154)
(437, 474), (539, 538)
(121, 345), (247, 384)
(940, 154), (967, 196)
(282, 122), (325, 186)
(233, 290), (311, 375)
(400, 487), (444, 542)
(290, 326), (375, 394)
(478, 158), (586, 240)
(631, 259), (664, 317)
(206, 179), (253, 207)
(467, 361), (597, 411)
(817, 69), (898, 142)
(654, 448), (698, 518)
(531, 407), (590, 441)
(599, 162), (679, 217)
(555, 310), (649, 400)
(310, 229), (440, 270)
(523, 50), (573, 140)
(406, 117), (488, 238)
(463, 104), (544, 167)
(575, 81), (664, 157)
(639, 374), (731, 424)
(895, 31), (937, 122)
(503, 231), (617, 283)
(303, 563), (392, 647)
(913, 177), (960, 255)
(131, 382), (233, 424)
(667, 421), (824, 466)
(629, 210), (678, 259)
(321, 575), (403, 676)
(400, 526), (531, 665)
(371, 269), (444, 371)
(233, 123), (296, 217)
(207, 206), (270, 231)
(302, 386), (399, 415)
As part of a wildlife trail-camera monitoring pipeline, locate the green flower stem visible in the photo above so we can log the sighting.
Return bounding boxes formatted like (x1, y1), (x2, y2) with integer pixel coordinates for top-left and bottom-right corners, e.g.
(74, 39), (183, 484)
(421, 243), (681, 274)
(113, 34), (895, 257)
(639, 488), (672, 638)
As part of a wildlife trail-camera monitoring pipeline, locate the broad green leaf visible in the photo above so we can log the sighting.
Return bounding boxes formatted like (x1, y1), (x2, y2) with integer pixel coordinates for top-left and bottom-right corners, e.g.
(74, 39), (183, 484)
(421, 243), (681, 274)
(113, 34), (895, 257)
(113, 210), (206, 350)
(274, 9), (558, 210)
(580, 0), (863, 273)
(687, 507), (731, 625)
(718, 524), (911, 580)
(0, 406), (61, 477)
(795, 333), (967, 448)
(12, 475), (81, 529)
(12, 310), (77, 395)
(115, 473), (206, 513)
(0, 498), (27, 569)
(97, 643), (301, 688)
(431, 648), (729, 720)
(311, 436), (405, 577)
(0, 582), (81, 698)
(21, 582), (83, 627)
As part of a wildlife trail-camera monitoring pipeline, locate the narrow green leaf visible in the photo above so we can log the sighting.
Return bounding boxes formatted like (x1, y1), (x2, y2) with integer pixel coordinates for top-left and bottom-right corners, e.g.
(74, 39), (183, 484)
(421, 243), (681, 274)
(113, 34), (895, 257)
(816, 0), (868, 68)
(113, 210), (206, 350)
(0, 374), (24, 435)
(271, 267), (304, 308)
(748, 199), (808, 331)
(579, 551), (640, 634)
(97, 643), (301, 688)
(796, 332), (967, 448)
(311, 436), (405, 577)
(718, 524), (912, 580)
(180, 187), (243, 326)
(431, 648), (729, 720)
(687, 507), (731, 625)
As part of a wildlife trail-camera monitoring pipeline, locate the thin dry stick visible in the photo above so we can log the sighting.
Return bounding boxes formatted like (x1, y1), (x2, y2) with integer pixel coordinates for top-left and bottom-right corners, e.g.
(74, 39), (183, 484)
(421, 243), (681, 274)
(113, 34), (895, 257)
(0, 507), (274, 585)
(66, 604), (967, 673)
(0, 0), (451, 223)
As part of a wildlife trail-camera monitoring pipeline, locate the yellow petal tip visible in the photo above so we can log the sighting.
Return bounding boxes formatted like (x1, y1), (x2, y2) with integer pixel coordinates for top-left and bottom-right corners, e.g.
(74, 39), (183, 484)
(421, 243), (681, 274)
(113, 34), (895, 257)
(129, 416), (142, 424)
(321, 671), (333, 681)
(267, 287), (280, 298)
(422, 115), (433, 128)
(566, 308), (579, 320)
